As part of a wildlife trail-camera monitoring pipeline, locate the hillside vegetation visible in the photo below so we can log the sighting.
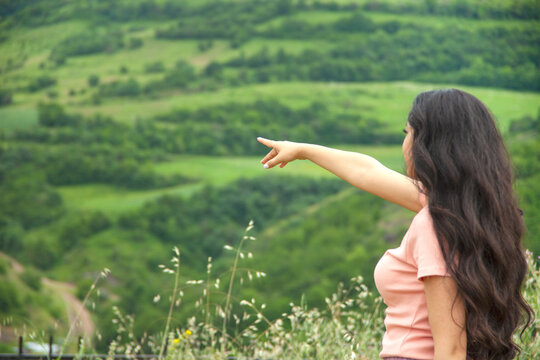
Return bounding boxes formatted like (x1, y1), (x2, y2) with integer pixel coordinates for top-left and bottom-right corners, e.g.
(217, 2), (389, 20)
(0, 0), (539, 355)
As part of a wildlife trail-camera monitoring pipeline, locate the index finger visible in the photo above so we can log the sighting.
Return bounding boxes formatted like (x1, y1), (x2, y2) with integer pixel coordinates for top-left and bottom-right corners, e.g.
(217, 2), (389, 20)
(257, 137), (275, 148)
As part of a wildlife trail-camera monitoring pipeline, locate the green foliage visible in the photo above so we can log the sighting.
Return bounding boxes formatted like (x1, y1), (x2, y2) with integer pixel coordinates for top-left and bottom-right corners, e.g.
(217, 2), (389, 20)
(509, 111), (540, 254)
(23, 232), (61, 270)
(118, 176), (346, 269)
(99, 78), (141, 97)
(0, 165), (63, 229)
(0, 217), (24, 254)
(144, 61), (165, 74)
(221, 22), (540, 91)
(38, 102), (81, 127)
(20, 267), (42, 291)
(27, 75), (57, 92)
(76, 277), (94, 301)
(0, 257), (7, 275)
(59, 211), (111, 251)
(50, 29), (124, 61)
(163, 60), (196, 87)
(333, 12), (376, 32)
(128, 37), (143, 49)
(88, 74), (100, 87)
(155, 99), (401, 155)
(0, 88), (12, 106)
(0, 281), (23, 315)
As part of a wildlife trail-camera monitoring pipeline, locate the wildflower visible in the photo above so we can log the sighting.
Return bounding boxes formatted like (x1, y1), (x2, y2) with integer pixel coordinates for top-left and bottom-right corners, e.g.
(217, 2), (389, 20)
(173, 338), (180, 344)
(185, 329), (192, 337)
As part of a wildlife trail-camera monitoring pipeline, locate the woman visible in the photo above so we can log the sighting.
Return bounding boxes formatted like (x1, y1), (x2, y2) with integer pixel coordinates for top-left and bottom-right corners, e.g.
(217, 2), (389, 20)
(257, 89), (533, 360)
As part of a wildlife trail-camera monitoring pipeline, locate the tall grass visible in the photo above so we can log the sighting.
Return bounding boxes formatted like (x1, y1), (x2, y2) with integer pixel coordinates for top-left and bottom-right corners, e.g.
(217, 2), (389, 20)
(8, 221), (539, 359)
(102, 221), (539, 359)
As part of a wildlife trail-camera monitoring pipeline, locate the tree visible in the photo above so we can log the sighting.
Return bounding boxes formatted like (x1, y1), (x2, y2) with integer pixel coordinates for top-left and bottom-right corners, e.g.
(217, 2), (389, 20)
(0, 88), (12, 106)
(88, 74), (100, 87)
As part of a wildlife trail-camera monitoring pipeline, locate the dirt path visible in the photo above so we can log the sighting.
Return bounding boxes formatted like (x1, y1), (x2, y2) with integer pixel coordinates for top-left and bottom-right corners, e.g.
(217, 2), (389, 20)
(42, 278), (95, 339)
(1, 252), (95, 340)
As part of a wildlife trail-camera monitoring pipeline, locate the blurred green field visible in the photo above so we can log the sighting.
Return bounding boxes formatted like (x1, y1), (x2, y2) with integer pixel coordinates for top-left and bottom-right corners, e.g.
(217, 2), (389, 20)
(3, 80), (537, 137)
(57, 145), (404, 214)
(0, 106), (37, 131)
(62, 81), (540, 131)
(256, 9), (539, 30)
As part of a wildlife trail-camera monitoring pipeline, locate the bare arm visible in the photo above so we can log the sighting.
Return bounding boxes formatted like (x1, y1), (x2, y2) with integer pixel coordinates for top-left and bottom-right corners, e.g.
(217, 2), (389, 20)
(257, 138), (423, 212)
(424, 276), (467, 360)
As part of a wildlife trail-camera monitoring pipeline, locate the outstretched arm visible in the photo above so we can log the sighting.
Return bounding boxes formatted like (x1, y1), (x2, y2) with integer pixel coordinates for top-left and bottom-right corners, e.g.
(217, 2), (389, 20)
(257, 137), (423, 212)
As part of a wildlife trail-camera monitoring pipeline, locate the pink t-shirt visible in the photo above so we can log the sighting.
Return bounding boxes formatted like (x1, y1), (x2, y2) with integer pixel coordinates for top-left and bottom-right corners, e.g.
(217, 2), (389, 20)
(373, 199), (450, 359)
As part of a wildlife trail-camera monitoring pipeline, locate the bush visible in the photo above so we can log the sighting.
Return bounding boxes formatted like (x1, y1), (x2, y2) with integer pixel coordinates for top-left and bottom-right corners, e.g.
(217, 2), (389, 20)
(0, 281), (23, 315)
(0, 218), (24, 254)
(0, 257), (7, 275)
(0, 88), (13, 106)
(38, 102), (80, 127)
(161, 60), (196, 88)
(20, 267), (42, 291)
(76, 278), (95, 300)
(99, 78), (141, 97)
(46, 89), (58, 99)
(88, 74), (100, 87)
(50, 29), (124, 60)
(129, 37), (143, 49)
(27, 75), (57, 92)
(144, 61), (165, 73)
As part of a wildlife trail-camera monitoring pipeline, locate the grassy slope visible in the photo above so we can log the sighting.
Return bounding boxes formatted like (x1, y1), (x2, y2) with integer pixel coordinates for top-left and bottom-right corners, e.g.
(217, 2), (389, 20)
(1, 9), (538, 128)
(0, 253), (68, 334)
(62, 82), (540, 129)
(1, 1), (537, 240)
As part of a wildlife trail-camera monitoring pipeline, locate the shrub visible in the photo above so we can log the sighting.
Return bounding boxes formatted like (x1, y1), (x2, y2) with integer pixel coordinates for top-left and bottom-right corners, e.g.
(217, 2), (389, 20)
(0, 257), (7, 275)
(20, 267), (42, 291)
(0, 282), (23, 315)
(129, 37), (143, 49)
(27, 75), (57, 92)
(0, 88), (13, 106)
(46, 89), (58, 99)
(144, 61), (165, 73)
(50, 29), (124, 60)
(99, 78), (141, 97)
(38, 102), (80, 127)
(88, 74), (100, 87)
(161, 60), (196, 88)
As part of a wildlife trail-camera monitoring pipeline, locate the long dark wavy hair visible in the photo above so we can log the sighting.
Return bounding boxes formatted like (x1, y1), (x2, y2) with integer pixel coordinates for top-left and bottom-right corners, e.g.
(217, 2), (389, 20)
(407, 89), (533, 359)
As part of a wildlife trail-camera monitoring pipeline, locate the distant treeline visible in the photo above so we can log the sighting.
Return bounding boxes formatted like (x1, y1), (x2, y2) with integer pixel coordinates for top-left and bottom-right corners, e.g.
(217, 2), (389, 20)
(1, 0), (538, 28)
(28, 8), (539, 93)
(163, 12), (538, 91)
(4, 1), (538, 94)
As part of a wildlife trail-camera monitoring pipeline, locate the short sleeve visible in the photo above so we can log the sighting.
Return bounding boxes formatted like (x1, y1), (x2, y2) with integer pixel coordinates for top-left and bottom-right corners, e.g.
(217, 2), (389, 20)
(407, 210), (450, 280)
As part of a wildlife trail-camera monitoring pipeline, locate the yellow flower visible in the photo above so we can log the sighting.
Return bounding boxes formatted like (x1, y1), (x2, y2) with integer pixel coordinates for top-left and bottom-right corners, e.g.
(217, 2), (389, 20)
(184, 330), (192, 336)
(173, 338), (180, 344)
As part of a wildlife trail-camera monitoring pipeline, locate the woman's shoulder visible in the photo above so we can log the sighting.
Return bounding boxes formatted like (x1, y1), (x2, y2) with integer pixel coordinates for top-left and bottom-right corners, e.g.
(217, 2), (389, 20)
(411, 206), (434, 231)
